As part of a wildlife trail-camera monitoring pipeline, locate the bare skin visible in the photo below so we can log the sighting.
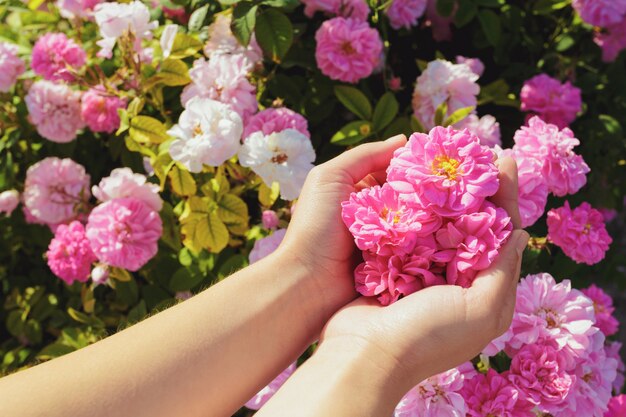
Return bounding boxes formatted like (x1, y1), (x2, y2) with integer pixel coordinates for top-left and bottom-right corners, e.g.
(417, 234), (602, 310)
(0, 135), (528, 417)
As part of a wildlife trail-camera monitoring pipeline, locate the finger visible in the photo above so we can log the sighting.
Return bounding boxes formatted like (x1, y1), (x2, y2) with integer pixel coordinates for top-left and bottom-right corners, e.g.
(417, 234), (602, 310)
(355, 170), (388, 191)
(324, 135), (407, 183)
(465, 229), (529, 330)
(492, 157), (522, 229)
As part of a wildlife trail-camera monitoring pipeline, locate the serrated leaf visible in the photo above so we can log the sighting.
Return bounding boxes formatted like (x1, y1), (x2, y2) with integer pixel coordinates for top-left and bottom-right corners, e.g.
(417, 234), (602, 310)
(443, 106), (475, 127)
(478, 9), (501, 47)
(157, 59), (191, 86)
(217, 194), (249, 225)
(331, 121), (373, 146)
(181, 211), (229, 254)
(129, 116), (169, 144)
(259, 182), (280, 206)
(231, 2), (258, 47)
(188, 4), (209, 32)
(168, 33), (203, 59)
(334, 86), (373, 120)
(255, 9), (293, 62)
(434, 102), (448, 126)
(372, 92), (399, 132)
(169, 165), (197, 196)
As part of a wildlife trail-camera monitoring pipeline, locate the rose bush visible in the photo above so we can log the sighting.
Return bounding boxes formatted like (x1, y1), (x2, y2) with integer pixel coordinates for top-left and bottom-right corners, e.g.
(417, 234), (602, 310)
(1, 0), (626, 415)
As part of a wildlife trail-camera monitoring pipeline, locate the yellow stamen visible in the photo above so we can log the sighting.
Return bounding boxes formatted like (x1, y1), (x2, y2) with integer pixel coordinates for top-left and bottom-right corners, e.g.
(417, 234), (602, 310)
(431, 155), (461, 180)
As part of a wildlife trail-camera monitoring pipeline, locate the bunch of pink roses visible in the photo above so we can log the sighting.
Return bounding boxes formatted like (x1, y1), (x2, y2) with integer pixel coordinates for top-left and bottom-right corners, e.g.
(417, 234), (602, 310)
(342, 126), (513, 305)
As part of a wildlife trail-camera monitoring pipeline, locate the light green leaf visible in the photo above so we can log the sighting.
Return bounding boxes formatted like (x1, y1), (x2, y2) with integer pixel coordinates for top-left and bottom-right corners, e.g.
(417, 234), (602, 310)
(410, 116), (426, 133)
(217, 194), (249, 226)
(372, 92), (399, 132)
(330, 121), (373, 146)
(334, 86), (373, 120)
(169, 165), (197, 196)
(258, 182), (280, 207)
(434, 102), (448, 126)
(129, 116), (169, 144)
(168, 33), (203, 59)
(443, 106), (475, 127)
(157, 59), (191, 86)
(188, 4), (209, 32)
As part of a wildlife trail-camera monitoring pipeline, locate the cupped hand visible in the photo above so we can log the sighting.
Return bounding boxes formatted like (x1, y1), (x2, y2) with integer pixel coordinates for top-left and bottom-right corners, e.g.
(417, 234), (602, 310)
(279, 135), (408, 311)
(316, 157), (529, 393)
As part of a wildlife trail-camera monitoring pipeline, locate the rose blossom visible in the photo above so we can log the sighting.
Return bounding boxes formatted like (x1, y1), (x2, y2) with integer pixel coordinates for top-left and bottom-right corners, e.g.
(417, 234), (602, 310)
(386, 127), (499, 217)
(301, 0), (370, 20)
(262, 210), (279, 229)
(47, 221), (97, 284)
(461, 369), (534, 417)
(355, 242), (444, 306)
(0, 190), (20, 216)
(249, 229), (287, 264)
(455, 114), (501, 147)
(595, 17), (626, 63)
(92, 167), (162, 212)
(56, 0), (103, 19)
(31, 33), (86, 82)
(412, 60), (480, 130)
(606, 395), (626, 417)
(605, 342), (625, 393)
(341, 183), (442, 256)
(497, 147), (549, 228)
(245, 363), (297, 410)
(547, 202), (612, 265)
(513, 116), (589, 197)
(520, 74), (582, 128)
(386, 0), (427, 30)
(25, 80), (85, 143)
(204, 14), (263, 66)
(81, 86), (126, 133)
(86, 197), (162, 271)
(505, 273), (598, 368)
(168, 97), (243, 173)
(394, 367), (467, 417)
(561, 347), (617, 417)
(91, 264), (109, 285)
(94, 1), (158, 59)
(0, 42), (25, 92)
(433, 201), (512, 287)
(238, 129), (316, 201)
(180, 54), (257, 121)
(243, 107), (310, 140)
(455, 56), (485, 77)
(582, 284), (619, 336)
(315, 17), (383, 84)
(507, 343), (572, 413)
(571, 0), (626, 28)
(23, 157), (91, 225)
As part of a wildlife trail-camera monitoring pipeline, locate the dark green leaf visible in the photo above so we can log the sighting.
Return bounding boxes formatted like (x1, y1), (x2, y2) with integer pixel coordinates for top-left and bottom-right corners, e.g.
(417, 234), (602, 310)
(477, 9), (501, 46)
(334, 86), (373, 120)
(454, 0), (478, 27)
(372, 92), (399, 132)
(255, 9), (293, 62)
(231, 2), (258, 47)
(436, 0), (455, 17)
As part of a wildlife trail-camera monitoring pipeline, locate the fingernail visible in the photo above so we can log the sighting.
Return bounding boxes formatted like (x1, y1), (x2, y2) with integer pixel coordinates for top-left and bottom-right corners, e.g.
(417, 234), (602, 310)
(516, 230), (530, 254)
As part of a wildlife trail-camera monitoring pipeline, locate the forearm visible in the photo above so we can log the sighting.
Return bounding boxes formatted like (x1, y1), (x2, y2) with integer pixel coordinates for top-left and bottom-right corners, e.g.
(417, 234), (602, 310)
(0, 249), (349, 417)
(255, 339), (419, 417)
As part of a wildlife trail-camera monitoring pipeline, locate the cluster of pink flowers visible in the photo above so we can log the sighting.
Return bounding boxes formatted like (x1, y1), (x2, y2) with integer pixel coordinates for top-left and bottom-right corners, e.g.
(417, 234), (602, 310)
(315, 17), (383, 84)
(520, 74), (582, 128)
(40, 165), (164, 283)
(498, 116), (589, 228)
(396, 274), (623, 417)
(547, 202), (612, 265)
(342, 127), (512, 305)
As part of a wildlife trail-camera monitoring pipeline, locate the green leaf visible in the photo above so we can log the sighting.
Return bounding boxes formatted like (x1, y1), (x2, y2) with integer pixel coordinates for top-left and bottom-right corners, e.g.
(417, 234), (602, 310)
(129, 116), (169, 144)
(218, 0), (239, 4)
(157, 59), (191, 86)
(372, 92), (399, 132)
(454, 0), (478, 27)
(231, 2), (258, 47)
(217, 194), (249, 226)
(169, 165), (197, 196)
(180, 197), (230, 253)
(443, 106), (475, 127)
(168, 33), (203, 59)
(217, 255), (248, 279)
(434, 102), (448, 126)
(262, 0), (299, 6)
(473, 0), (503, 6)
(37, 343), (76, 360)
(160, 202), (182, 251)
(330, 121), (373, 146)
(188, 4), (209, 32)
(255, 9), (293, 62)
(477, 9), (501, 47)
(109, 267), (132, 282)
(67, 308), (104, 328)
(410, 116), (426, 133)
(169, 267), (204, 291)
(258, 182), (280, 206)
(334, 86), (373, 120)
(533, 0), (570, 14)
(383, 117), (412, 138)
(555, 35), (575, 52)
(436, 0), (455, 17)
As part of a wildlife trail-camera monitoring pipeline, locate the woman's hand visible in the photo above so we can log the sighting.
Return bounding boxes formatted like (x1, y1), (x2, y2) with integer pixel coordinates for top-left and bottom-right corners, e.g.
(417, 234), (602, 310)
(279, 135), (408, 326)
(317, 157), (529, 394)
